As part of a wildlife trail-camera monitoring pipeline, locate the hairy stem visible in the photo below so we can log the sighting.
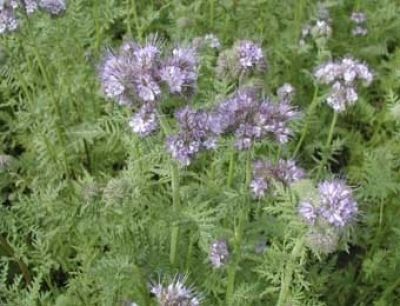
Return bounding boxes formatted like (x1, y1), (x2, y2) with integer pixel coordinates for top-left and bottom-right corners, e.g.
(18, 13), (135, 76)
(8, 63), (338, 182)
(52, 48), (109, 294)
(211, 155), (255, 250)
(169, 163), (181, 266)
(225, 215), (244, 305)
(156, 111), (182, 266)
(316, 111), (338, 178)
(276, 237), (305, 306)
(227, 148), (235, 187)
(245, 149), (252, 186)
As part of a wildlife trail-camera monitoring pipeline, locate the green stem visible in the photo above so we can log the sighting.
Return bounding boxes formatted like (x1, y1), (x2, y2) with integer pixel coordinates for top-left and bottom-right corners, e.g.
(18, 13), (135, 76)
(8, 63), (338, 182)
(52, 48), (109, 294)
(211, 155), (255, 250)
(276, 237), (305, 306)
(185, 234), (195, 271)
(169, 163), (181, 266)
(292, 86), (319, 158)
(227, 147), (235, 188)
(225, 214), (244, 305)
(156, 111), (181, 267)
(316, 111), (338, 179)
(245, 149), (252, 186)
(0, 235), (31, 286)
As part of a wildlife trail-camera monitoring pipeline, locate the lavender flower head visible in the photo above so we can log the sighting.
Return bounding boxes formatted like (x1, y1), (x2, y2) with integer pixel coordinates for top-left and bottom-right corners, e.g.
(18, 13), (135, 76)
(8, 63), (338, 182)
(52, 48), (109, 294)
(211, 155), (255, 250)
(167, 107), (217, 166)
(160, 46), (198, 97)
(234, 40), (266, 73)
(99, 37), (162, 106)
(256, 98), (300, 144)
(39, 0), (67, 15)
(210, 87), (299, 150)
(23, 0), (39, 14)
(250, 159), (305, 198)
(298, 180), (358, 228)
(314, 58), (373, 112)
(0, 4), (18, 34)
(151, 277), (200, 306)
(318, 180), (358, 227)
(129, 104), (158, 137)
(209, 240), (229, 268)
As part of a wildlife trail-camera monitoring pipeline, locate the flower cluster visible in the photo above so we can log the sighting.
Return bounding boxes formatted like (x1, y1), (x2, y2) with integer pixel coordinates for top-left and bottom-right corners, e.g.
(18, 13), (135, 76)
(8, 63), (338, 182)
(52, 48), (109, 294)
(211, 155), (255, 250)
(300, 5), (332, 46)
(216, 39), (266, 79)
(351, 11), (368, 36)
(0, 0), (66, 34)
(233, 40), (266, 74)
(166, 107), (217, 166)
(160, 46), (198, 98)
(151, 277), (200, 306)
(0, 4), (18, 34)
(100, 37), (199, 138)
(298, 180), (358, 228)
(209, 85), (299, 150)
(100, 38), (162, 106)
(314, 57), (373, 112)
(209, 240), (229, 268)
(250, 159), (305, 198)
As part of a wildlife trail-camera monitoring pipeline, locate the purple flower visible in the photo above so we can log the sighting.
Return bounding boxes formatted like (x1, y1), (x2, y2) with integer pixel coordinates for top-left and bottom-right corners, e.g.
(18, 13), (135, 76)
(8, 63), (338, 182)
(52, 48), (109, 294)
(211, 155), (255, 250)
(298, 201), (317, 224)
(298, 180), (358, 228)
(160, 47), (198, 97)
(24, 0), (39, 14)
(326, 82), (358, 112)
(234, 40), (266, 73)
(128, 104), (158, 137)
(250, 178), (268, 199)
(257, 99), (299, 144)
(99, 52), (132, 105)
(167, 107), (217, 166)
(151, 276), (200, 306)
(209, 240), (229, 268)
(99, 37), (162, 106)
(275, 159), (305, 184)
(133, 73), (161, 103)
(39, 0), (66, 15)
(314, 57), (373, 112)
(210, 87), (299, 149)
(0, 5), (18, 34)
(318, 180), (358, 228)
(251, 159), (305, 198)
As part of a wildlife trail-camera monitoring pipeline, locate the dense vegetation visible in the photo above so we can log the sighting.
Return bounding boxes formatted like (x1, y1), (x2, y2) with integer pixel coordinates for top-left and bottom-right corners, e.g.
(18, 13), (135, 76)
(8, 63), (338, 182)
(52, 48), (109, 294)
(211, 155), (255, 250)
(1, 0), (400, 305)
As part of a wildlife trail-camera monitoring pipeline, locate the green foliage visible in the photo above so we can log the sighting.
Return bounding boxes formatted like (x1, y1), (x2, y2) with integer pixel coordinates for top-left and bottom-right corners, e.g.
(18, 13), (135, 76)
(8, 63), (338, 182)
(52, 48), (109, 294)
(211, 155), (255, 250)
(1, 0), (400, 305)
